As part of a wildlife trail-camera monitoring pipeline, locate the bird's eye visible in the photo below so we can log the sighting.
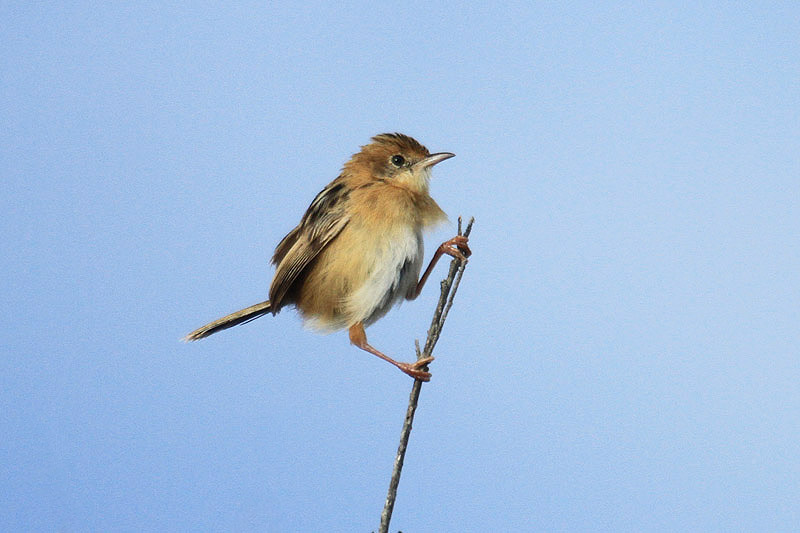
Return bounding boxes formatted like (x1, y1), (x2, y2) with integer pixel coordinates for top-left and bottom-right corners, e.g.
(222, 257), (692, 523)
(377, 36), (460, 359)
(391, 154), (405, 167)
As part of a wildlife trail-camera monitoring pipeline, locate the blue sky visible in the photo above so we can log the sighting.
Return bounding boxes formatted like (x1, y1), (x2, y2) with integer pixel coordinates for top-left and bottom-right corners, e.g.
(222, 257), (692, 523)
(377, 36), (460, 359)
(2, 2), (799, 531)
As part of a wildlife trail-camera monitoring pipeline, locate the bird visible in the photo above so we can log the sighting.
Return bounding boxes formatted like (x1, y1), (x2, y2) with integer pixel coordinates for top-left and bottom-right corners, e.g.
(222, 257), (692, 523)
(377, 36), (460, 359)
(183, 133), (470, 381)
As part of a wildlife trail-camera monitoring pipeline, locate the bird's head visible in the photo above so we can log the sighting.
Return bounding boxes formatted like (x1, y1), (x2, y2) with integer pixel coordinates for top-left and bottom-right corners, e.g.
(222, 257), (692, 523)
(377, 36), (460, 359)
(344, 133), (454, 194)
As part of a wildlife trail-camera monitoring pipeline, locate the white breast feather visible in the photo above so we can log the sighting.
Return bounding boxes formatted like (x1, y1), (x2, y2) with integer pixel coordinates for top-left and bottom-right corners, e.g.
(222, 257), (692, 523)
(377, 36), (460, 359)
(346, 225), (423, 326)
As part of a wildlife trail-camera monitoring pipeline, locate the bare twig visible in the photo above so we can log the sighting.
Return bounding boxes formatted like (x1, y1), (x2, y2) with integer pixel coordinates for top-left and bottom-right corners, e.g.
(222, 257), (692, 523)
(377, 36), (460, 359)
(378, 217), (474, 533)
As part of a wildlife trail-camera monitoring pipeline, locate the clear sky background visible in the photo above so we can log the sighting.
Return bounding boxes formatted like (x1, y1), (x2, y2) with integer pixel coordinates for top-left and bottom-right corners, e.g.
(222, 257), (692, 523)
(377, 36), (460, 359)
(2, 2), (798, 531)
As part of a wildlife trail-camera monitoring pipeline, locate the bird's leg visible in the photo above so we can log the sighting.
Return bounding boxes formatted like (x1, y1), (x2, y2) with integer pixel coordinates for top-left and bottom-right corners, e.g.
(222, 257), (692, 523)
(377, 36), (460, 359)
(348, 322), (434, 381)
(409, 235), (472, 300)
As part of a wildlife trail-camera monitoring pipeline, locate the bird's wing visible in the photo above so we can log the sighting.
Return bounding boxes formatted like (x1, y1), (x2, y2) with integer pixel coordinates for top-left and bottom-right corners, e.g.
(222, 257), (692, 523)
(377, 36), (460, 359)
(269, 178), (351, 310)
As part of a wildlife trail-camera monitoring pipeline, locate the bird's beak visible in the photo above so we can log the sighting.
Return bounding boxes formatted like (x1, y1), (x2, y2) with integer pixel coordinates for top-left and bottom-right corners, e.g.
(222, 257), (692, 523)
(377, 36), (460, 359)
(416, 152), (455, 169)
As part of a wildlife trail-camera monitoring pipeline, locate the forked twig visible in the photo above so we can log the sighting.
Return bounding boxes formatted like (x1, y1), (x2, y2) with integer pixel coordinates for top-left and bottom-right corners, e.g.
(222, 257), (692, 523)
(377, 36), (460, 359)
(378, 216), (475, 533)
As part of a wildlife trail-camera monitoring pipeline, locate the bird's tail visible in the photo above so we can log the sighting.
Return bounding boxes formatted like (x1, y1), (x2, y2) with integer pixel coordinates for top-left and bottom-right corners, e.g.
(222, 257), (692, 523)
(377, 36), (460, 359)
(183, 300), (272, 341)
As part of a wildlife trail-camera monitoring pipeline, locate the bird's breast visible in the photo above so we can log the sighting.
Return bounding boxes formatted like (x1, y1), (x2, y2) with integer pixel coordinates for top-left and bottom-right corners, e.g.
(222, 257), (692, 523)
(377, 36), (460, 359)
(344, 222), (423, 326)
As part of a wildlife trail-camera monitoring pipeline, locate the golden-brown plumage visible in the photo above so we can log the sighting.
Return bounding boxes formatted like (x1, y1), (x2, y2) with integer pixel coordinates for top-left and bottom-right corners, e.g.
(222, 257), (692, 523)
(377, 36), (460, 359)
(184, 133), (470, 381)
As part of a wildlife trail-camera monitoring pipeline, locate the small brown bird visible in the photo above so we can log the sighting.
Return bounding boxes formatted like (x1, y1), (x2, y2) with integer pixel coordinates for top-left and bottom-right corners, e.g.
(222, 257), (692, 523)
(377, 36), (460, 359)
(184, 133), (470, 381)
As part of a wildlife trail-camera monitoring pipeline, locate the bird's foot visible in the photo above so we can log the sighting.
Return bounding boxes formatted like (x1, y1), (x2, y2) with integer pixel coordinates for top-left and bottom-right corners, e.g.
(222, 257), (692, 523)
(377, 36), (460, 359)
(396, 356), (435, 382)
(440, 235), (472, 262)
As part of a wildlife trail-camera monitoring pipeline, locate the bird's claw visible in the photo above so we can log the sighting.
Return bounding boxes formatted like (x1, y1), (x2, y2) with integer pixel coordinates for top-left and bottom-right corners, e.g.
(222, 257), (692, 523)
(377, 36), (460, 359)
(440, 235), (471, 262)
(397, 356), (435, 382)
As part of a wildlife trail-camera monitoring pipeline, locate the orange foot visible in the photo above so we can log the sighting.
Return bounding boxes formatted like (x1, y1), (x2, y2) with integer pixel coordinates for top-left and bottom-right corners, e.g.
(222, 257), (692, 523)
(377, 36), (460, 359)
(396, 356), (435, 382)
(440, 235), (472, 261)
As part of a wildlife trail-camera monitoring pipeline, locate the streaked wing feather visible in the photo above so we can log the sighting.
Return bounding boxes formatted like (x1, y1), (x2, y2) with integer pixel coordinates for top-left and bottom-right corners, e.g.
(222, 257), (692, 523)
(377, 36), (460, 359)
(271, 225), (301, 266)
(268, 177), (350, 310)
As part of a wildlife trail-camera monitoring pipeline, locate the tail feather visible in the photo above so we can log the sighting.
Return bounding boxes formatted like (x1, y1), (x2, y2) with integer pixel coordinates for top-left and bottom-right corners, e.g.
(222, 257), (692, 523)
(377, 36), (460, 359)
(183, 300), (272, 341)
